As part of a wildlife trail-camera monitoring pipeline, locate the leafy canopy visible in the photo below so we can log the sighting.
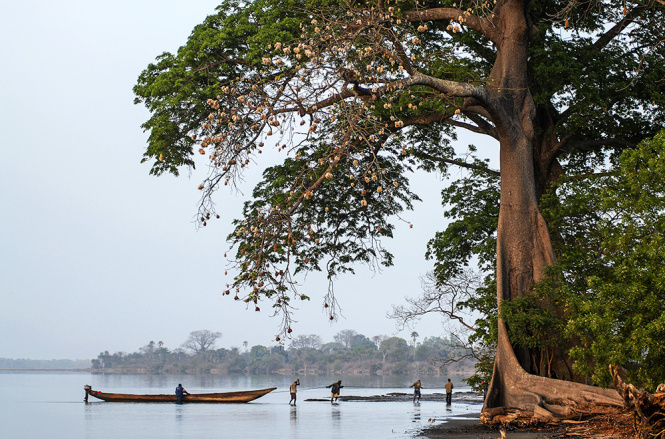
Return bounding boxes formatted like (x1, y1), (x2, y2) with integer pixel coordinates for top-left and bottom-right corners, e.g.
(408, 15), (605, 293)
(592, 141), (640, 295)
(559, 131), (665, 390)
(134, 0), (665, 341)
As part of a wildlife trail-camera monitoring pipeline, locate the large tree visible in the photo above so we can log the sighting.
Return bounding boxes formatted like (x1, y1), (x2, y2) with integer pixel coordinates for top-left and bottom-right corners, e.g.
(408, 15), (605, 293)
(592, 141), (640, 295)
(134, 0), (665, 422)
(182, 329), (222, 354)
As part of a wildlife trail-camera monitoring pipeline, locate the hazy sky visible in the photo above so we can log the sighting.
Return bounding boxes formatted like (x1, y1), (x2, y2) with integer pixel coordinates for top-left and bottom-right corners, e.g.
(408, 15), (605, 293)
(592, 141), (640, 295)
(0, 1), (495, 360)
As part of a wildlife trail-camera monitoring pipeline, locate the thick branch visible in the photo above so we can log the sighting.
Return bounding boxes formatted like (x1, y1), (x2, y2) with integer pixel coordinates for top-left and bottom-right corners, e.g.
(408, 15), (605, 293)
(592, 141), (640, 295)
(416, 151), (500, 176)
(412, 72), (490, 103)
(564, 138), (636, 152)
(460, 111), (498, 139)
(447, 118), (492, 136)
(592, 13), (636, 51)
(402, 8), (499, 44)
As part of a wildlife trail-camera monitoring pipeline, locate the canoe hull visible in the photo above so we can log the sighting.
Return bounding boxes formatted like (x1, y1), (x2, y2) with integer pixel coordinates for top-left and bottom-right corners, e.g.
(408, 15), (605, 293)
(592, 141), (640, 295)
(86, 387), (276, 403)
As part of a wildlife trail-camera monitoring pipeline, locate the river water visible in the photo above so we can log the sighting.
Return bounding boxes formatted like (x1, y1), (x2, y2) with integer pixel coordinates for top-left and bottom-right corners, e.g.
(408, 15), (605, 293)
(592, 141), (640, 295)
(1, 371), (483, 438)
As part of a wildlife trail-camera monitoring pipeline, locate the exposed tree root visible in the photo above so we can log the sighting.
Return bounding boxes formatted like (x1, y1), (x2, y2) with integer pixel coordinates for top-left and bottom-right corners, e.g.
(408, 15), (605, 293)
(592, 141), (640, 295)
(479, 323), (665, 439)
(481, 322), (623, 427)
(611, 365), (665, 439)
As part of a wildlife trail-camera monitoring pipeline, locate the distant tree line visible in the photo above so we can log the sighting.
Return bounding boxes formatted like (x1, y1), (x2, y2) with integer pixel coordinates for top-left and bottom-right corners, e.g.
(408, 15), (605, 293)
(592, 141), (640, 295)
(90, 329), (475, 375)
(0, 358), (90, 370)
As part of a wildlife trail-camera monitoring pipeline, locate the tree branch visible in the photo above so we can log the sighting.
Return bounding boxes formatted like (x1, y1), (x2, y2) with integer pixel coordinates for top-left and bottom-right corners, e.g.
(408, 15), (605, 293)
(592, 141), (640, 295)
(592, 13), (636, 51)
(416, 151), (500, 176)
(402, 8), (499, 44)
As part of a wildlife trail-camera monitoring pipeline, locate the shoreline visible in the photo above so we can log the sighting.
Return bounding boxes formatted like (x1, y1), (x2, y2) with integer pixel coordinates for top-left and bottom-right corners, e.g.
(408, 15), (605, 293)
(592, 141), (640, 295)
(418, 416), (560, 439)
(417, 407), (636, 438)
(415, 418), (560, 439)
(415, 413), (561, 439)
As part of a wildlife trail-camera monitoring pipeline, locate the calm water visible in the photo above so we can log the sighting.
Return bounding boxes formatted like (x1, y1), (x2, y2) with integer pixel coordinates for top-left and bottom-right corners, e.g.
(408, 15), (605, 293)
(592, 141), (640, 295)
(0, 371), (482, 438)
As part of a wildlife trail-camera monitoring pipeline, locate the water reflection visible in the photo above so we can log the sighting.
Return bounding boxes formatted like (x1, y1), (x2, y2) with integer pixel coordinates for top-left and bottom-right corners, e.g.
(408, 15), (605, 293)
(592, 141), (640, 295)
(411, 403), (421, 423)
(331, 405), (342, 430)
(174, 404), (184, 436)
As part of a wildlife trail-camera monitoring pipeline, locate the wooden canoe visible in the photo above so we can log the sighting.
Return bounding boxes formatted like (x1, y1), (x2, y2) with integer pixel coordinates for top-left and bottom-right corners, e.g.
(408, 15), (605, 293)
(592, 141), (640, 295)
(84, 387), (276, 403)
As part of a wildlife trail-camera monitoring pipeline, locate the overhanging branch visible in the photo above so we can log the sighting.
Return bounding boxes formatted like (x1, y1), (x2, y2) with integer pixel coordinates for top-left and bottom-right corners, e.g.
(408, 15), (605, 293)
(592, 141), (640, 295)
(402, 8), (499, 44)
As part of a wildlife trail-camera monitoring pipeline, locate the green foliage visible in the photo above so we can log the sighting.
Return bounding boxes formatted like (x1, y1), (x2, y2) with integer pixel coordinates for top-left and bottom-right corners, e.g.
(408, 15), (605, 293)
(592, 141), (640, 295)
(426, 157), (499, 281)
(379, 336), (410, 362)
(90, 330), (469, 376)
(527, 2), (665, 147)
(133, 0), (310, 175)
(225, 142), (420, 311)
(500, 270), (569, 378)
(561, 131), (665, 391)
(250, 345), (270, 359)
(415, 336), (450, 361)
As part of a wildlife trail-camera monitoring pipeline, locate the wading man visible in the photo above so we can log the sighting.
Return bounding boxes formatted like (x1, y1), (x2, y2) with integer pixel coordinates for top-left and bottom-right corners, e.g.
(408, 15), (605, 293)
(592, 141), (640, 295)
(410, 379), (422, 403)
(326, 380), (343, 404)
(289, 379), (300, 406)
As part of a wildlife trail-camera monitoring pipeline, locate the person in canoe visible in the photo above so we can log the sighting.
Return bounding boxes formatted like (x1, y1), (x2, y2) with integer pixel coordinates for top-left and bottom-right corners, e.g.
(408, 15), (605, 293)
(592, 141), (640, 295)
(175, 383), (189, 403)
(289, 379), (300, 406)
(326, 380), (344, 404)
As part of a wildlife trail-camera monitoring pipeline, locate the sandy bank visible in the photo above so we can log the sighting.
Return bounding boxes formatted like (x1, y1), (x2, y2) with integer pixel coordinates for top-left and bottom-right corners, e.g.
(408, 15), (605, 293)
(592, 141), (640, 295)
(418, 417), (559, 439)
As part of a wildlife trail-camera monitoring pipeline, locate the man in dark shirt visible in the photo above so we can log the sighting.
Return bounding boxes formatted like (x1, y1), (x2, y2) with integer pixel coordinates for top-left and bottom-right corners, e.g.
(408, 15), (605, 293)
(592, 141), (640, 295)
(326, 380), (344, 403)
(175, 384), (189, 403)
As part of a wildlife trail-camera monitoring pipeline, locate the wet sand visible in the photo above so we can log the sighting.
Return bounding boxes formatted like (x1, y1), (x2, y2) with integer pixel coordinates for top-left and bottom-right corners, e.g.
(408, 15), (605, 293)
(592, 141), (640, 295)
(418, 417), (560, 439)
(306, 391), (579, 438)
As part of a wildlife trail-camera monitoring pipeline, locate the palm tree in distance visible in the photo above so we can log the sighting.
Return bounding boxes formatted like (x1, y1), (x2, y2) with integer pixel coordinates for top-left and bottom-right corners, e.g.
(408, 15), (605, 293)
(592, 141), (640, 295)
(410, 331), (419, 362)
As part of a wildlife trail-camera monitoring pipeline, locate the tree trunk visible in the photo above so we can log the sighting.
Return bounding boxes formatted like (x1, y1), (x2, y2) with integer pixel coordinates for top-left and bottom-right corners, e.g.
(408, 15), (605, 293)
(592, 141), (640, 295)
(482, 112), (623, 423)
(480, 0), (622, 423)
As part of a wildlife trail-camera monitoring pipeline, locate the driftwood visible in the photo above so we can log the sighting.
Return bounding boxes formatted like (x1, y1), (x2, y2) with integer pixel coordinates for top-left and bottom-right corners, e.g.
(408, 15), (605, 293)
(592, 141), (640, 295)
(611, 365), (665, 439)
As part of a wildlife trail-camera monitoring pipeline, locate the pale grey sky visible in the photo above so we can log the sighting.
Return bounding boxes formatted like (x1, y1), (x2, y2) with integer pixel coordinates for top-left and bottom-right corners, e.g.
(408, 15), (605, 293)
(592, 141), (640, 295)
(0, 1), (494, 360)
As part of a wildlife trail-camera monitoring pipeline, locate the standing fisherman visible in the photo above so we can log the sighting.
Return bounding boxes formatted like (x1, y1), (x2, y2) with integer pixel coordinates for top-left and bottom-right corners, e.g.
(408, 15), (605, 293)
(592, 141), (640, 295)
(445, 379), (453, 405)
(326, 380), (344, 404)
(289, 379), (300, 405)
(410, 379), (422, 403)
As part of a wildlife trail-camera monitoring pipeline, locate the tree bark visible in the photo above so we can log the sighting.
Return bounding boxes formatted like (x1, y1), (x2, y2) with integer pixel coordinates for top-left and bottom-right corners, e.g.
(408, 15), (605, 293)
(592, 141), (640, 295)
(480, 0), (622, 423)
